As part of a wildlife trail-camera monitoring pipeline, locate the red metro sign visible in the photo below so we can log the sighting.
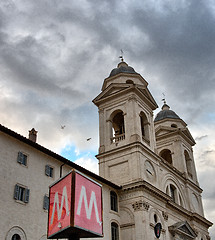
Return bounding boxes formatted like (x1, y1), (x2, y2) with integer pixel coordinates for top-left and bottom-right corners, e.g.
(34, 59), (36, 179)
(48, 170), (103, 239)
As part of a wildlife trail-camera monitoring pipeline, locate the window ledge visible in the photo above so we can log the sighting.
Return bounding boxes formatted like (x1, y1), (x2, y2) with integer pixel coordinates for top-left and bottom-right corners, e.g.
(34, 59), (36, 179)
(14, 199), (26, 205)
(109, 209), (120, 216)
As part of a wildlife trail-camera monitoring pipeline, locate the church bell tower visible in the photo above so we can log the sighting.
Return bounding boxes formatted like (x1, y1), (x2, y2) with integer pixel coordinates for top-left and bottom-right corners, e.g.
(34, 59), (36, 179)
(93, 60), (158, 185)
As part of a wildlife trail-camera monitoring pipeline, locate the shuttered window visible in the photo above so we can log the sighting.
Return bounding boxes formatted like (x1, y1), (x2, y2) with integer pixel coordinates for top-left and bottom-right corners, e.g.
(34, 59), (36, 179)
(14, 184), (30, 203)
(43, 195), (49, 210)
(17, 152), (27, 166)
(45, 165), (54, 177)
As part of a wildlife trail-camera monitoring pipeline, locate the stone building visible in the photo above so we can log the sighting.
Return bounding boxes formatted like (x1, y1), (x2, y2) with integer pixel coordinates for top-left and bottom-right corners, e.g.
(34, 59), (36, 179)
(0, 61), (212, 240)
(92, 61), (212, 240)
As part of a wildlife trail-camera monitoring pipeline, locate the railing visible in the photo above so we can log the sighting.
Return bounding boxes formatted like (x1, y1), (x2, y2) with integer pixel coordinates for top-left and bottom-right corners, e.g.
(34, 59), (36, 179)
(111, 133), (125, 143)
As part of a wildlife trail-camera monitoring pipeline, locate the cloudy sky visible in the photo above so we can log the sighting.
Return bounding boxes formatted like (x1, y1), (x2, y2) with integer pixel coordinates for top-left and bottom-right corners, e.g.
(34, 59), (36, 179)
(0, 0), (215, 237)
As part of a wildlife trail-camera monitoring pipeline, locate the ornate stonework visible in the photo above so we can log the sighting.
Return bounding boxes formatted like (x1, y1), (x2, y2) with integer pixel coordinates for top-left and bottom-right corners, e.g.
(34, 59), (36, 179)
(162, 211), (169, 221)
(132, 200), (150, 211)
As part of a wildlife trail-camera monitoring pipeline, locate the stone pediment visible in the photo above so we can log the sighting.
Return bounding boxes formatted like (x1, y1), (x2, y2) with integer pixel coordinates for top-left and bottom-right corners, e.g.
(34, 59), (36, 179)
(169, 221), (197, 239)
(155, 126), (195, 145)
(95, 83), (130, 101)
(155, 126), (177, 136)
(181, 128), (195, 144)
(93, 83), (158, 109)
(136, 85), (158, 109)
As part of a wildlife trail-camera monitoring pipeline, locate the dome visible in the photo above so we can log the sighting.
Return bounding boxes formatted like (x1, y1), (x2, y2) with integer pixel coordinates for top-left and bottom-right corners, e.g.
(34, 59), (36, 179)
(108, 61), (137, 77)
(154, 104), (180, 122)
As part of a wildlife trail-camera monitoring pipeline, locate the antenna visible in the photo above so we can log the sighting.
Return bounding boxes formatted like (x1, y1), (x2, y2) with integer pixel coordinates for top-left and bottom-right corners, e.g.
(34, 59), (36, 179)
(119, 49), (124, 62)
(161, 93), (166, 104)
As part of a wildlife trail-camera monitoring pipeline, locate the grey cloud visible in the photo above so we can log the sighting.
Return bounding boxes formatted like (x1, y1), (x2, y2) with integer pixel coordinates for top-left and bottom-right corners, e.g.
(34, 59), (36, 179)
(195, 135), (208, 141)
(0, 1), (215, 236)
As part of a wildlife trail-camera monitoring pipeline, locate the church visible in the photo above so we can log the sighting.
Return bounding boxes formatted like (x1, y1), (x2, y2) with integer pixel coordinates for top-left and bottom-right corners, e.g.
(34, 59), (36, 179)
(0, 61), (212, 240)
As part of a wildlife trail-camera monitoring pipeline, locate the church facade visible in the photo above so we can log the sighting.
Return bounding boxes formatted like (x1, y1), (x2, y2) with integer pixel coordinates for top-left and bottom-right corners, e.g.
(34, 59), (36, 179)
(93, 61), (212, 240)
(0, 61), (212, 240)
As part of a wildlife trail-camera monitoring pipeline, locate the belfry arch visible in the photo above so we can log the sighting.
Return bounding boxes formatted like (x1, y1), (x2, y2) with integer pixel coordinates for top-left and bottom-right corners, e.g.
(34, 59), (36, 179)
(110, 110), (125, 143)
(140, 111), (150, 142)
(160, 149), (172, 164)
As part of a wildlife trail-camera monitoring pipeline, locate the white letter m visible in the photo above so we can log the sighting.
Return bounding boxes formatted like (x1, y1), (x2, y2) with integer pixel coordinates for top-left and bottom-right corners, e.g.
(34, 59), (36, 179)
(51, 186), (70, 224)
(77, 186), (102, 225)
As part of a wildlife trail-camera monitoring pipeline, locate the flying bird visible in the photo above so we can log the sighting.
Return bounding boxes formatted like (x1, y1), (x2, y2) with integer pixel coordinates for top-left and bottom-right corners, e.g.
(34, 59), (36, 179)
(86, 138), (92, 141)
(61, 125), (66, 129)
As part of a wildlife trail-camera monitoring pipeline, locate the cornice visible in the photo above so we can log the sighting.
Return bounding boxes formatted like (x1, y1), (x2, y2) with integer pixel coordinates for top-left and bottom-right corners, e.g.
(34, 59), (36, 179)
(120, 180), (212, 228)
(121, 180), (172, 202)
(96, 141), (202, 192)
(154, 117), (187, 127)
(155, 129), (195, 146)
(102, 72), (148, 91)
(93, 83), (157, 110)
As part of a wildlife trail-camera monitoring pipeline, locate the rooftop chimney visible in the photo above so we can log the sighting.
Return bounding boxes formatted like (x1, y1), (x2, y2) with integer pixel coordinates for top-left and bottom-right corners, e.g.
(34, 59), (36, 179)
(29, 128), (37, 142)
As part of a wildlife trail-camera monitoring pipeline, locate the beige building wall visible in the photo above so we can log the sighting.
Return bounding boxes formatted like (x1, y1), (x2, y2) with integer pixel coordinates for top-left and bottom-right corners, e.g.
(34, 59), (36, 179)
(0, 129), (120, 240)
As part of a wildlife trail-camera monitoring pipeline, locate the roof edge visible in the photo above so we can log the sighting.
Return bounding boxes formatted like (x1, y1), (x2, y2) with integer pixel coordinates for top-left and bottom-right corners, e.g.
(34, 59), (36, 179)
(0, 124), (121, 189)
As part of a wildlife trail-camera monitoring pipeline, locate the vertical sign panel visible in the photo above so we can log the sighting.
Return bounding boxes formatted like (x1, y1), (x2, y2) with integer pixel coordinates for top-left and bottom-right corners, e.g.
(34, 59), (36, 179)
(48, 173), (72, 238)
(74, 172), (103, 236)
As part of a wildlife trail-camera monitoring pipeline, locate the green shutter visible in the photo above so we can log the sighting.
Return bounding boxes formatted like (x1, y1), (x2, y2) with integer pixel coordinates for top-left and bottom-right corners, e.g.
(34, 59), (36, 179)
(17, 152), (23, 163)
(14, 184), (19, 199)
(43, 195), (49, 210)
(45, 165), (50, 176)
(24, 189), (30, 203)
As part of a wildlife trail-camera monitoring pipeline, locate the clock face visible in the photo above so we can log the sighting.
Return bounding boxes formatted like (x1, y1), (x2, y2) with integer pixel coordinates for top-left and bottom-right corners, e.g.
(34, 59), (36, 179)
(144, 160), (156, 181)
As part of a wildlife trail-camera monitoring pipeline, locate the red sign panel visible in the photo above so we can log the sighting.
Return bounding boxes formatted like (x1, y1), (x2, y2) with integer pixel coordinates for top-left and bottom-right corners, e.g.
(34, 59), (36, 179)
(47, 170), (103, 239)
(74, 172), (103, 235)
(48, 173), (72, 237)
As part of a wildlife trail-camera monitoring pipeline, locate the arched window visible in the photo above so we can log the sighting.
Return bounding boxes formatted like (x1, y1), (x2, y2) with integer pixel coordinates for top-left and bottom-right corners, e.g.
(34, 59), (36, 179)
(110, 191), (118, 212)
(166, 183), (184, 207)
(171, 124), (177, 128)
(140, 112), (150, 142)
(111, 222), (119, 240)
(184, 150), (193, 178)
(6, 227), (26, 240)
(12, 234), (21, 240)
(160, 149), (172, 164)
(154, 214), (158, 223)
(111, 111), (125, 143)
(170, 184), (176, 202)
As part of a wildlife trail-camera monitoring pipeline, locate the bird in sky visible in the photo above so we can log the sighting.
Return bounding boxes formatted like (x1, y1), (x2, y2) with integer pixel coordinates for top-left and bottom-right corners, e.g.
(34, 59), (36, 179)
(61, 125), (66, 129)
(86, 138), (91, 141)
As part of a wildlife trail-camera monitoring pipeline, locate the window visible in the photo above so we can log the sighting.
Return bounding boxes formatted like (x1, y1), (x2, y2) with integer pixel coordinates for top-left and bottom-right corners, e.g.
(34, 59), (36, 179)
(110, 191), (118, 212)
(154, 214), (158, 223)
(160, 149), (172, 164)
(111, 110), (125, 143)
(170, 184), (176, 202)
(43, 195), (49, 210)
(140, 111), (150, 142)
(17, 152), (27, 166)
(14, 184), (30, 203)
(12, 234), (21, 240)
(45, 165), (54, 177)
(111, 222), (119, 240)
